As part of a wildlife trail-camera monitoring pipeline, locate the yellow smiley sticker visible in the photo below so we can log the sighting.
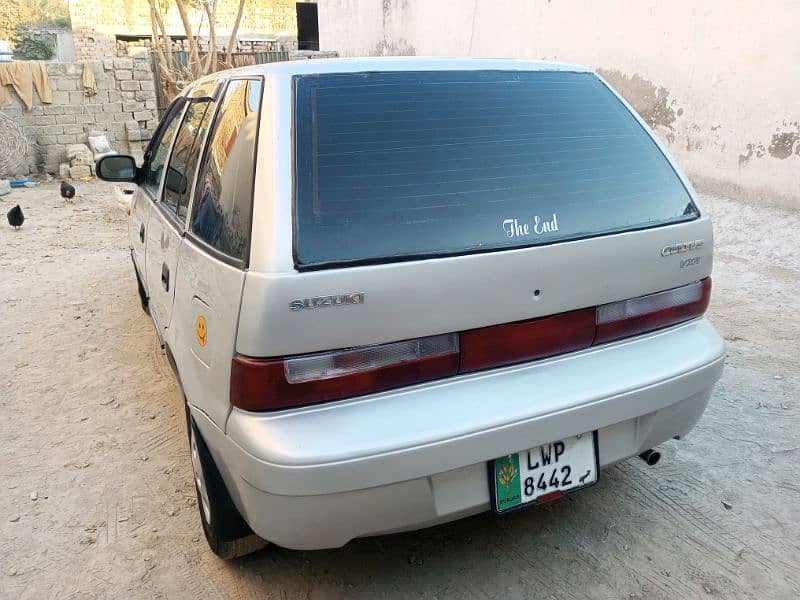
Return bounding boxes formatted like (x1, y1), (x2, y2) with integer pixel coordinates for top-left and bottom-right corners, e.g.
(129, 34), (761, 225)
(196, 315), (207, 347)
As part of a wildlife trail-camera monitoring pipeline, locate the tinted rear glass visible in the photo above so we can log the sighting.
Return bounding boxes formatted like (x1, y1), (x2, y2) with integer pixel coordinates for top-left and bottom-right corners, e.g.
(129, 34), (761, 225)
(293, 70), (697, 269)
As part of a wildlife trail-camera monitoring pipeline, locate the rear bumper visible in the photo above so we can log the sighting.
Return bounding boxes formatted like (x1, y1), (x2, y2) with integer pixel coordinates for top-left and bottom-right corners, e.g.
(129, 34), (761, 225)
(192, 318), (724, 549)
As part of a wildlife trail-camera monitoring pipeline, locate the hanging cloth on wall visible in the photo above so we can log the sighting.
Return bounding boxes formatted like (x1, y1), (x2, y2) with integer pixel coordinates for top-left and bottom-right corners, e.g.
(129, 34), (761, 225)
(81, 61), (97, 97)
(0, 62), (53, 111)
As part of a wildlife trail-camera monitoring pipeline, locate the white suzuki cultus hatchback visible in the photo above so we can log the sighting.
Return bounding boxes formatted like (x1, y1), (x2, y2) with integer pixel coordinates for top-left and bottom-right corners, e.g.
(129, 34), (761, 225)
(97, 58), (724, 558)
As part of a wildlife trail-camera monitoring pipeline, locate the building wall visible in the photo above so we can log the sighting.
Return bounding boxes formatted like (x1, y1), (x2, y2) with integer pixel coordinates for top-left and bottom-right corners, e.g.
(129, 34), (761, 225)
(318, 0), (800, 207)
(0, 57), (157, 176)
(68, 0), (298, 60)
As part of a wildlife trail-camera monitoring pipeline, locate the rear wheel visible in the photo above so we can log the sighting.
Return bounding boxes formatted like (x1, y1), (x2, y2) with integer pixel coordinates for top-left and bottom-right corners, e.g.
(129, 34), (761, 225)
(186, 410), (267, 559)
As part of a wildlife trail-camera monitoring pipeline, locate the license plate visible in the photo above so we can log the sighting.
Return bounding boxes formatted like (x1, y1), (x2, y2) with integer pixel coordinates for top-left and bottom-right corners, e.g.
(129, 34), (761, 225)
(491, 432), (598, 513)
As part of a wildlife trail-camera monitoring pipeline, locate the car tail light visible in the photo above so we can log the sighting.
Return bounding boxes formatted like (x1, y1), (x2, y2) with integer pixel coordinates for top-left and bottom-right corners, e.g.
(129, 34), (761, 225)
(459, 308), (596, 373)
(595, 278), (711, 345)
(232, 278), (711, 411)
(230, 334), (459, 411)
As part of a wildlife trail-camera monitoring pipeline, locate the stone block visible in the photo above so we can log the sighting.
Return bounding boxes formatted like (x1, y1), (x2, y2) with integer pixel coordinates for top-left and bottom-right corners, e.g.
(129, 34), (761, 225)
(103, 102), (122, 113)
(113, 58), (134, 70)
(145, 99), (158, 110)
(133, 110), (153, 122)
(134, 70), (153, 81)
(35, 115), (57, 125)
(43, 105), (64, 115)
(103, 59), (114, 70)
(146, 120), (159, 130)
(51, 91), (70, 105)
(75, 114), (96, 125)
(115, 70), (133, 81)
(43, 124), (64, 135)
(57, 114), (77, 124)
(82, 103), (104, 114)
(122, 101), (140, 113)
(114, 112), (132, 122)
(63, 124), (84, 134)
(58, 133), (79, 144)
(96, 77), (115, 91)
(133, 59), (151, 71)
(69, 91), (87, 104)
(67, 143), (93, 165)
(139, 80), (155, 92)
(59, 163), (70, 178)
(63, 106), (86, 115)
(46, 63), (66, 76)
(125, 120), (142, 141)
(1, 102), (24, 113)
(119, 81), (141, 92)
(54, 78), (80, 92)
(69, 165), (92, 179)
(135, 90), (156, 102)
(107, 91), (122, 103)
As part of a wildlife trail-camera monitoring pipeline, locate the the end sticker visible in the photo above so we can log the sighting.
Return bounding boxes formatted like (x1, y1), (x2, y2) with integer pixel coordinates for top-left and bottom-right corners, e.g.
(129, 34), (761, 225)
(502, 213), (559, 239)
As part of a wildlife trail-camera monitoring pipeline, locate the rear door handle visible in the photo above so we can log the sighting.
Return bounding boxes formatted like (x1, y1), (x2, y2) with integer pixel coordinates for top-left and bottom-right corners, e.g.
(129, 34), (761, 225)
(161, 263), (169, 291)
(139, 223), (145, 243)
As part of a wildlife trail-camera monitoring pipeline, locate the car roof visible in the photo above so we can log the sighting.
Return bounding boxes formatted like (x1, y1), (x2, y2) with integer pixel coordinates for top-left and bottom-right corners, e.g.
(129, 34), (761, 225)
(198, 56), (593, 81)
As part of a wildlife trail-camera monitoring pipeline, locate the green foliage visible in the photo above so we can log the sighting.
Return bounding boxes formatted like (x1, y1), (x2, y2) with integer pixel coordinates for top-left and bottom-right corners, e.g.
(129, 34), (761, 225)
(12, 25), (56, 60)
(18, 0), (70, 29)
(1, 0), (69, 46)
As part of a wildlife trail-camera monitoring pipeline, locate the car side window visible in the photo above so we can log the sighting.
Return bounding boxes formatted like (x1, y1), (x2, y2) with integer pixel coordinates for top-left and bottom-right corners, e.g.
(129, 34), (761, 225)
(190, 79), (262, 261)
(142, 104), (184, 194)
(162, 98), (217, 221)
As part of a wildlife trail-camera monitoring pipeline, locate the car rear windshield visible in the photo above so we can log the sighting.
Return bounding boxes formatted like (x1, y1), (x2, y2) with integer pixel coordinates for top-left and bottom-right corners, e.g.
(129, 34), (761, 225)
(293, 70), (698, 269)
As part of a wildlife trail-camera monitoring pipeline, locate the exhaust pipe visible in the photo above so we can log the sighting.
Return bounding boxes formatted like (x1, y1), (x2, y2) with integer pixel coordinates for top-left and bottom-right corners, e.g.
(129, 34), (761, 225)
(639, 449), (661, 466)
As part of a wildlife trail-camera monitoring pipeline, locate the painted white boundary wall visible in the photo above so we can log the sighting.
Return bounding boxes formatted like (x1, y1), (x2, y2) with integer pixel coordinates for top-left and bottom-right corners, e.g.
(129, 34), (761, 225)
(319, 0), (800, 208)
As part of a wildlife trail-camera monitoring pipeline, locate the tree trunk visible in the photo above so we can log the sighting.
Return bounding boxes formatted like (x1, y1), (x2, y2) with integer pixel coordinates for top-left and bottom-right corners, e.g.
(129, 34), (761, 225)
(225, 0), (246, 68)
(147, 0), (178, 99)
(202, 1), (218, 74)
(174, 0), (203, 78)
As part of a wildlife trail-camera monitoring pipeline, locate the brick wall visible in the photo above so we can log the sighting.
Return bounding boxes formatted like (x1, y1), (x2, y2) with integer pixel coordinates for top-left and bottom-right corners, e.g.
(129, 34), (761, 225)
(68, 0), (298, 60)
(0, 57), (157, 176)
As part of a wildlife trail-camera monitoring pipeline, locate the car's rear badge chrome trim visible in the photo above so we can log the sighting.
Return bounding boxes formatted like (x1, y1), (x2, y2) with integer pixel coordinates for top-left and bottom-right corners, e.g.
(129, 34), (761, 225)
(290, 293), (365, 311)
(661, 239), (704, 256)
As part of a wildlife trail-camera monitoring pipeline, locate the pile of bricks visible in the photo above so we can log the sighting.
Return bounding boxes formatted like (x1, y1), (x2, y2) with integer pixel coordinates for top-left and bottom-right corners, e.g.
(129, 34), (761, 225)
(62, 143), (95, 179)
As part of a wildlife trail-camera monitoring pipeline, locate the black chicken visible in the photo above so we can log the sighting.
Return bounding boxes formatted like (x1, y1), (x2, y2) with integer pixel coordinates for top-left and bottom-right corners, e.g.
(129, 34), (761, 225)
(7, 204), (24, 229)
(60, 180), (76, 199)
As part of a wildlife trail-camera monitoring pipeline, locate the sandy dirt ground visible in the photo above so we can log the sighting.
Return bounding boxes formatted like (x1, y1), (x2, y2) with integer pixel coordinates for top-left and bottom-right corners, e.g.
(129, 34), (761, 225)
(1, 180), (799, 599)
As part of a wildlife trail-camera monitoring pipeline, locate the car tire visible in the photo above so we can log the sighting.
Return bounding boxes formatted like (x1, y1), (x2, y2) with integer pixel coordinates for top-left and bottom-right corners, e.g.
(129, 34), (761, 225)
(186, 409), (267, 559)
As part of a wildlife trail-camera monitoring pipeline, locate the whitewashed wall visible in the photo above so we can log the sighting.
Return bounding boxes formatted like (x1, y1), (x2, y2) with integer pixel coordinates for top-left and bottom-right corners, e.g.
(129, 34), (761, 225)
(319, 0), (800, 207)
